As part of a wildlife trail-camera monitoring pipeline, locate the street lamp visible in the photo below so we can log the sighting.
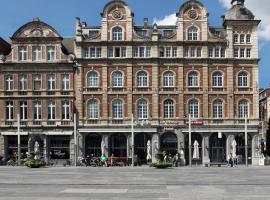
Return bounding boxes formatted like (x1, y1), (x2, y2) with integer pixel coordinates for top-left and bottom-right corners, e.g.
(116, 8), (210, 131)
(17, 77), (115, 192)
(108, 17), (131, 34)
(245, 115), (248, 167)
(188, 114), (192, 167)
(17, 114), (21, 166)
(131, 114), (135, 167)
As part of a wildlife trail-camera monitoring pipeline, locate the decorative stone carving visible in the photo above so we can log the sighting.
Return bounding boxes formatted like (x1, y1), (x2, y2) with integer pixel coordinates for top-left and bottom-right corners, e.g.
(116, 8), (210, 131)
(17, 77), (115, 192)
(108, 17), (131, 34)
(188, 9), (198, 20)
(112, 9), (123, 20)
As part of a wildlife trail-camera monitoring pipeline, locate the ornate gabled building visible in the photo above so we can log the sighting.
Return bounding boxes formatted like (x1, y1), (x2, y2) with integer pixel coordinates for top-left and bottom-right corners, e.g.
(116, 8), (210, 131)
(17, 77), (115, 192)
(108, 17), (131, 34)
(74, 0), (261, 165)
(0, 0), (262, 165)
(0, 18), (76, 161)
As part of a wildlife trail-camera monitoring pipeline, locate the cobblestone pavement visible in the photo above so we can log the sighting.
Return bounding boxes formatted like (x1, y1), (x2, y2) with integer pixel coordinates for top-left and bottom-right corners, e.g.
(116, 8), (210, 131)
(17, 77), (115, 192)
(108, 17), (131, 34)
(0, 166), (270, 200)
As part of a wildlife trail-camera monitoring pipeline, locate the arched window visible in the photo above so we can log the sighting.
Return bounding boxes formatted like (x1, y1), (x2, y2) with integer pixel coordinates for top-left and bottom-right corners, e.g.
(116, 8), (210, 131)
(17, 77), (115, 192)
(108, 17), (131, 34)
(87, 71), (99, 87)
(212, 72), (223, 87)
(137, 99), (148, 119)
(88, 99), (99, 119)
(112, 27), (123, 41)
(189, 99), (199, 119)
(112, 99), (123, 119)
(188, 71), (198, 87)
(137, 71), (148, 87)
(213, 99), (223, 118)
(188, 27), (198, 41)
(238, 71), (248, 87)
(112, 71), (123, 87)
(163, 71), (174, 87)
(239, 99), (249, 118)
(164, 99), (174, 119)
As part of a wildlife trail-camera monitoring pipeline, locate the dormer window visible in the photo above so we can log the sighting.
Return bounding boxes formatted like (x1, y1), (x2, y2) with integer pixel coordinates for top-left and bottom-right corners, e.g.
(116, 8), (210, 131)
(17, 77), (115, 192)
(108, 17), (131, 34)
(89, 31), (98, 38)
(18, 46), (27, 61)
(138, 30), (147, 37)
(112, 27), (123, 41)
(164, 30), (173, 37)
(188, 27), (198, 41)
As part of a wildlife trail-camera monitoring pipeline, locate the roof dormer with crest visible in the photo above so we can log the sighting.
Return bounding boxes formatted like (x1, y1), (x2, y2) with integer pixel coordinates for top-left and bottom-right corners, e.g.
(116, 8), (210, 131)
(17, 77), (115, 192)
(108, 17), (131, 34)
(6, 18), (74, 63)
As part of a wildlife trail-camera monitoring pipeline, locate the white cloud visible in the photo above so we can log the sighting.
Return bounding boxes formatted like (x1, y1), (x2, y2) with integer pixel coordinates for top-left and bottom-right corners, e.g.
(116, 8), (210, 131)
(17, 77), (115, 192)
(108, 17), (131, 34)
(218, 0), (270, 41)
(153, 13), (177, 25)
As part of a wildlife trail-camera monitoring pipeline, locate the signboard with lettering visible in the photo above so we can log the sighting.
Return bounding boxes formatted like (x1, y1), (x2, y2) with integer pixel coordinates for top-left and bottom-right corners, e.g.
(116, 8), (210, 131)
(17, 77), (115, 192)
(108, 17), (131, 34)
(185, 119), (203, 125)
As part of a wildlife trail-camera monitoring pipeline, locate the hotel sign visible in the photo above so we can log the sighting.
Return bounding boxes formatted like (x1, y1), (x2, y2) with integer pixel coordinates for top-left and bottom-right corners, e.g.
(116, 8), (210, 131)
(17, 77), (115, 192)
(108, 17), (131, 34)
(185, 119), (204, 125)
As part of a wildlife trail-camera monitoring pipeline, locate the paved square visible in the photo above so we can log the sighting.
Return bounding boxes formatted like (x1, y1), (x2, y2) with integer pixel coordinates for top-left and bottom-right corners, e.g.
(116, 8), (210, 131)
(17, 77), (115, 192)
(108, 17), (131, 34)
(0, 166), (270, 200)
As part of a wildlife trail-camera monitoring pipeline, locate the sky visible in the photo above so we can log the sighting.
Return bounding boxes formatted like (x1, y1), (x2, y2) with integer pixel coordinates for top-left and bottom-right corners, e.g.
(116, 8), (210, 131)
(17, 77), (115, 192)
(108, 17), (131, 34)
(0, 0), (269, 88)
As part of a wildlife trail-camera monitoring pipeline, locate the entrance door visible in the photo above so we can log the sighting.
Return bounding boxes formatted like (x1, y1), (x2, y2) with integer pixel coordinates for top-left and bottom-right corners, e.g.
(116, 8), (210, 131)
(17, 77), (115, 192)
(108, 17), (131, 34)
(209, 133), (226, 163)
(109, 133), (127, 157)
(85, 134), (102, 157)
(160, 132), (177, 156)
(235, 134), (252, 164)
(184, 132), (202, 165)
(134, 133), (151, 163)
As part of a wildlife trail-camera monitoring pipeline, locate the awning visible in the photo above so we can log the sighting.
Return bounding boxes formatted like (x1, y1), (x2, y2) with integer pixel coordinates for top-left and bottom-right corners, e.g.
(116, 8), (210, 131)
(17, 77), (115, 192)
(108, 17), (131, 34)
(78, 128), (157, 133)
(1, 132), (29, 136)
(1, 131), (73, 136)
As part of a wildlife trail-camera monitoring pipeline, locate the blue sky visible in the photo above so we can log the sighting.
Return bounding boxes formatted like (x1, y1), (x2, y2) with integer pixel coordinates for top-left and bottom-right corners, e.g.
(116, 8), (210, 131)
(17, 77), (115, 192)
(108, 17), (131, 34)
(0, 0), (268, 88)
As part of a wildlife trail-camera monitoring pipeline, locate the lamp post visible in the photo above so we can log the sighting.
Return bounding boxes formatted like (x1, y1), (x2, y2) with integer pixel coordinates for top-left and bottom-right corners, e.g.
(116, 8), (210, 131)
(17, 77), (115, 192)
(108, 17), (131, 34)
(17, 114), (21, 166)
(74, 113), (77, 166)
(131, 114), (135, 167)
(189, 114), (192, 167)
(245, 115), (248, 167)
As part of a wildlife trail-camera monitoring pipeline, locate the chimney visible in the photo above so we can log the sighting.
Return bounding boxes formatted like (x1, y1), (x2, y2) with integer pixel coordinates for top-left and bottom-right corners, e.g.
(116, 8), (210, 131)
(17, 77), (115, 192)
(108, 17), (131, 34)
(144, 18), (148, 29)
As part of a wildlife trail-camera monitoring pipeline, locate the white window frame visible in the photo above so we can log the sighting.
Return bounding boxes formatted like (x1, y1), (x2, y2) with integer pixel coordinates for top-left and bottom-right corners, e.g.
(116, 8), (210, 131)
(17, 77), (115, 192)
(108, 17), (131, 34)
(212, 71), (223, 87)
(48, 101), (56, 120)
(6, 101), (13, 120)
(19, 74), (28, 91)
(189, 99), (199, 119)
(239, 100), (249, 118)
(47, 46), (55, 61)
(32, 46), (41, 61)
(33, 101), (42, 121)
(112, 71), (123, 87)
(87, 71), (99, 88)
(88, 99), (99, 119)
(20, 101), (28, 120)
(188, 71), (199, 87)
(62, 101), (70, 120)
(5, 75), (13, 91)
(18, 46), (28, 61)
(47, 74), (56, 91)
(238, 71), (248, 87)
(164, 99), (174, 119)
(137, 99), (148, 119)
(137, 71), (148, 87)
(61, 74), (70, 90)
(112, 27), (123, 41)
(188, 27), (198, 41)
(163, 71), (175, 87)
(213, 100), (223, 119)
(112, 99), (123, 119)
